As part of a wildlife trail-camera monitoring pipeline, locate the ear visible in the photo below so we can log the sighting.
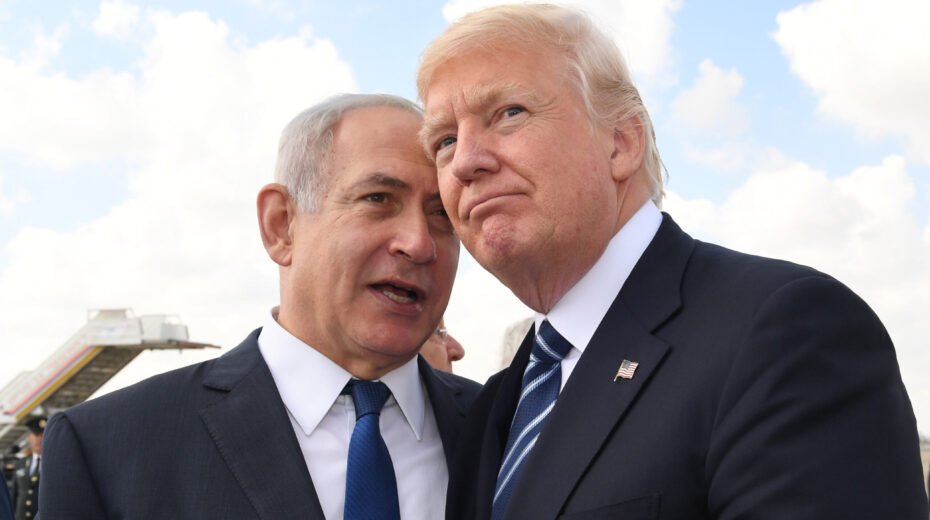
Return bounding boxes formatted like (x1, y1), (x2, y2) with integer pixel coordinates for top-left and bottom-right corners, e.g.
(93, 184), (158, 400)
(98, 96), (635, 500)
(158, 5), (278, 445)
(608, 115), (646, 183)
(257, 183), (297, 267)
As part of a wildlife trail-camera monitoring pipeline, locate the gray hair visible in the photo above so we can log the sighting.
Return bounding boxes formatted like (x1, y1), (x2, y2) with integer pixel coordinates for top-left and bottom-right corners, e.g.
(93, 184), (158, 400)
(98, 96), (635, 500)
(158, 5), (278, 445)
(274, 93), (424, 212)
(417, 4), (665, 204)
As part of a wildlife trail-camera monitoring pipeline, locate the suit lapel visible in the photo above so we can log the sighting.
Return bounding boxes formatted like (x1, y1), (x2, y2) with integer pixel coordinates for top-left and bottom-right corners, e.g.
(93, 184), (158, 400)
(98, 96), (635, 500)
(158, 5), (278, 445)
(503, 214), (695, 519)
(473, 331), (536, 519)
(506, 308), (669, 518)
(198, 332), (325, 520)
(418, 356), (471, 464)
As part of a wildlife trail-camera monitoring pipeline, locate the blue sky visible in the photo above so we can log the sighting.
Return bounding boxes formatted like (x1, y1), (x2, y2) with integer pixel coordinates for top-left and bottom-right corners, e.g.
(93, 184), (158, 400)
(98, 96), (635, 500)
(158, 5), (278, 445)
(1, 0), (928, 434)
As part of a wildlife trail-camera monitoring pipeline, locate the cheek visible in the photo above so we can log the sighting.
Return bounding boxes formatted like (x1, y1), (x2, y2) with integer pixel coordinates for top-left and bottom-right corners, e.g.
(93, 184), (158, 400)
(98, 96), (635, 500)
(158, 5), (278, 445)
(438, 174), (462, 213)
(436, 244), (459, 287)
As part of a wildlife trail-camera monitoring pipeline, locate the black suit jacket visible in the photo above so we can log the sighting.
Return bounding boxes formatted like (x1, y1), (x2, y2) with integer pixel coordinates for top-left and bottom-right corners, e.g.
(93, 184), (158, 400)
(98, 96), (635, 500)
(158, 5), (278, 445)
(39, 329), (480, 519)
(0, 470), (12, 520)
(447, 214), (928, 519)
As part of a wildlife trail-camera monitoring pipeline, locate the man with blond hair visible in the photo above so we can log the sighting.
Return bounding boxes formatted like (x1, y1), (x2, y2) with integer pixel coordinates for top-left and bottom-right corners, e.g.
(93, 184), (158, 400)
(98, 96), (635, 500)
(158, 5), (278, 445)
(417, 4), (928, 519)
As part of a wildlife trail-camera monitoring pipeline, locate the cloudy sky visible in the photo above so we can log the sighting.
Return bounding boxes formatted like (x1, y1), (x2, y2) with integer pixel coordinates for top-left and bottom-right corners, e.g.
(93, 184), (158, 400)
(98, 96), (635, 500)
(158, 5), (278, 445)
(1, 0), (928, 436)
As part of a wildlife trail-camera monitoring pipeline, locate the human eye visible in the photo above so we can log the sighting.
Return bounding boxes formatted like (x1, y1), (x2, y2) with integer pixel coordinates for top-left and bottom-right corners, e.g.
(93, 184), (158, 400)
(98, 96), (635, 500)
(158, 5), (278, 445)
(427, 202), (454, 232)
(502, 106), (525, 118)
(425, 198), (449, 218)
(364, 192), (388, 204)
(435, 135), (457, 152)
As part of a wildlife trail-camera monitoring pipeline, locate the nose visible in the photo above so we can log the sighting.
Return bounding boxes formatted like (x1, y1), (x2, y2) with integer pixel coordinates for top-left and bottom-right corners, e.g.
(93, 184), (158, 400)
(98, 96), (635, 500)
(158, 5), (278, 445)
(448, 123), (500, 183)
(445, 332), (465, 363)
(390, 210), (437, 264)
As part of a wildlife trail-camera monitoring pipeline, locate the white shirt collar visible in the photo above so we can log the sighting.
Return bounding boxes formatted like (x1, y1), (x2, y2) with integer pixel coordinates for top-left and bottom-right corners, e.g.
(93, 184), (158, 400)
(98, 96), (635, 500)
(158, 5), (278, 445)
(257, 309), (427, 440)
(537, 200), (662, 352)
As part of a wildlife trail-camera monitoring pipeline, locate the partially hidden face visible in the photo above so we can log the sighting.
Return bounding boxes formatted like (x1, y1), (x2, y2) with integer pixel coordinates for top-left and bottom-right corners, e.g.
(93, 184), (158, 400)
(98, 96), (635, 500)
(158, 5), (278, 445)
(288, 105), (459, 373)
(419, 318), (465, 373)
(420, 44), (622, 278)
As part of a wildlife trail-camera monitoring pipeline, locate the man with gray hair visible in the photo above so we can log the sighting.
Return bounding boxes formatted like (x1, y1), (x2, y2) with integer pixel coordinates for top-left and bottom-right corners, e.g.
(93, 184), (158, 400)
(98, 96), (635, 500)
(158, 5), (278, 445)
(39, 93), (480, 519)
(417, 4), (928, 519)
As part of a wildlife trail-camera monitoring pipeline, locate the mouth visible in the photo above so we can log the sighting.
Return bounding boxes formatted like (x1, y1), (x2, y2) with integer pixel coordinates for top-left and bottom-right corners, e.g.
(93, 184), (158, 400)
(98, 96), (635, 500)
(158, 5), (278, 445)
(370, 280), (426, 305)
(465, 191), (518, 219)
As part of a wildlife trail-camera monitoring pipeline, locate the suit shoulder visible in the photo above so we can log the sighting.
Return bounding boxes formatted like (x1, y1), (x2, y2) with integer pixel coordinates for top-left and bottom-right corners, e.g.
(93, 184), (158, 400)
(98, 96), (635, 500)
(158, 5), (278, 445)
(61, 341), (254, 428)
(676, 240), (886, 343)
(62, 330), (262, 424)
(687, 240), (849, 298)
(693, 240), (823, 279)
(468, 367), (509, 413)
(58, 359), (202, 428)
(431, 369), (482, 403)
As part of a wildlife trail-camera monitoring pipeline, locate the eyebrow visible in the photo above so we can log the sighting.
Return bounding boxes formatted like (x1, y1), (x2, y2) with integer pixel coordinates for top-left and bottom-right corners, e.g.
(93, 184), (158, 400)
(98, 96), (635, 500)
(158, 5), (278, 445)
(419, 82), (543, 150)
(351, 173), (443, 205)
(351, 173), (409, 192)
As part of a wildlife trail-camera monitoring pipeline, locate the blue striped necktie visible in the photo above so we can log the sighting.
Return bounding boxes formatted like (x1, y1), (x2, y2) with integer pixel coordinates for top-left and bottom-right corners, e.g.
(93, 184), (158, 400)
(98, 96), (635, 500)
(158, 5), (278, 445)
(492, 320), (573, 520)
(344, 380), (400, 520)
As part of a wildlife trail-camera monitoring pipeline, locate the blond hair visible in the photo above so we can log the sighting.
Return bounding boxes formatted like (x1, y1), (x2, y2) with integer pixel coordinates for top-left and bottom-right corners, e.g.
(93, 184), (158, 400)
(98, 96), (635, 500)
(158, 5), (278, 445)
(417, 3), (665, 203)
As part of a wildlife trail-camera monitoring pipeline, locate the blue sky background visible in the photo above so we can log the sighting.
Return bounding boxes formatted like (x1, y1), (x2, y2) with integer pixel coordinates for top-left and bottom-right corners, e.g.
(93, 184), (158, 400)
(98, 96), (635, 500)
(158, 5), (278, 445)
(1, 0), (928, 435)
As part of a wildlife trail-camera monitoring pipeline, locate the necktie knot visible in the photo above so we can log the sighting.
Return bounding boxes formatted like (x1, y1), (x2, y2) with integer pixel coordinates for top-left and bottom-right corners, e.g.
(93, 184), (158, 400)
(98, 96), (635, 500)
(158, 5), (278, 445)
(532, 320), (572, 364)
(346, 379), (391, 420)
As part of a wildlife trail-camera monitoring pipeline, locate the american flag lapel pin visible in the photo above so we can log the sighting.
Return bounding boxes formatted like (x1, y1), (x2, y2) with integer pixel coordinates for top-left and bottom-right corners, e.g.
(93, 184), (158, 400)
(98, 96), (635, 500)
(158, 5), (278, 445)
(614, 359), (639, 381)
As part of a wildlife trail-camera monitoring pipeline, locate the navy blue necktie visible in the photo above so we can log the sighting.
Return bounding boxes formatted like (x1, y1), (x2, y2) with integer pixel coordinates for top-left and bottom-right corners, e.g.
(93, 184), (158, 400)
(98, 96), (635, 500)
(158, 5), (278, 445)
(492, 320), (573, 520)
(344, 380), (400, 520)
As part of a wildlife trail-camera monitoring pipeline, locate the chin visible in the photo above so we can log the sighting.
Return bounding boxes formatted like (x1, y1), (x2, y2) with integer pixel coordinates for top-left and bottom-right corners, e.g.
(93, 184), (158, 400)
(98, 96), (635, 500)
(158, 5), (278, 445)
(363, 327), (430, 358)
(475, 232), (526, 271)
(471, 217), (518, 257)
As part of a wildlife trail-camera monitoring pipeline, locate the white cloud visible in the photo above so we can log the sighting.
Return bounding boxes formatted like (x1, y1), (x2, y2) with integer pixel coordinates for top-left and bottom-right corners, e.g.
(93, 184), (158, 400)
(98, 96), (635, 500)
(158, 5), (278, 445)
(16, 22), (68, 69)
(244, 0), (294, 21)
(0, 174), (14, 215)
(665, 153), (930, 433)
(775, 0), (930, 165)
(440, 0), (682, 83)
(0, 173), (28, 216)
(92, 0), (141, 39)
(683, 144), (748, 173)
(671, 59), (748, 138)
(0, 8), (356, 389)
(0, 10), (354, 172)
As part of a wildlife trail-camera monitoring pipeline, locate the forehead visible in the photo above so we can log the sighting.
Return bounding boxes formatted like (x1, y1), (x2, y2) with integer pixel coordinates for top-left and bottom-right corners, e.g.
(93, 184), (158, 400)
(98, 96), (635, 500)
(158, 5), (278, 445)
(335, 105), (422, 151)
(330, 106), (436, 187)
(423, 45), (568, 117)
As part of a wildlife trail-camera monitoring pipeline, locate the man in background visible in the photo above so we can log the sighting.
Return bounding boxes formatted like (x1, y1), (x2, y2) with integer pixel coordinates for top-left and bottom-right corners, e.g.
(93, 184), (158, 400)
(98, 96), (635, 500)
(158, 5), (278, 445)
(420, 318), (465, 373)
(1, 447), (15, 492)
(9, 417), (43, 520)
(417, 4), (928, 518)
(40, 93), (480, 519)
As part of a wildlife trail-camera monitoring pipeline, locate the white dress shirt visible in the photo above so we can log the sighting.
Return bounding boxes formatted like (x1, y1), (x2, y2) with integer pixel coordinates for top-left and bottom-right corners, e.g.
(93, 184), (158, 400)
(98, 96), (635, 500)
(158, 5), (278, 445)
(258, 311), (448, 520)
(536, 200), (663, 389)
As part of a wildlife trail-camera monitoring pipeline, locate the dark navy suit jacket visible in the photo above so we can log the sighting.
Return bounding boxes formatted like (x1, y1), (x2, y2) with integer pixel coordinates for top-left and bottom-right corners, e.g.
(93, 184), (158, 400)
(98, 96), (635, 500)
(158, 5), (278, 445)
(39, 329), (480, 519)
(447, 214), (928, 519)
(0, 473), (12, 520)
